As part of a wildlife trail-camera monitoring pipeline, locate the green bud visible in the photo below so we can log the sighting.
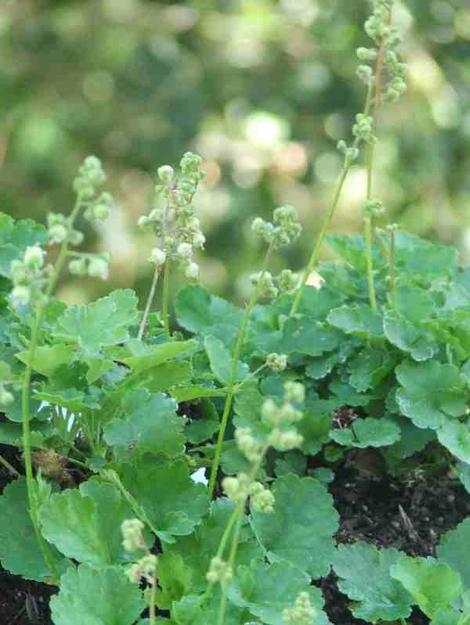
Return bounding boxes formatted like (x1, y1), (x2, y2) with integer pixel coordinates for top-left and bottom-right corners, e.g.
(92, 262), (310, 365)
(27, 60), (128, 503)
(157, 165), (175, 183)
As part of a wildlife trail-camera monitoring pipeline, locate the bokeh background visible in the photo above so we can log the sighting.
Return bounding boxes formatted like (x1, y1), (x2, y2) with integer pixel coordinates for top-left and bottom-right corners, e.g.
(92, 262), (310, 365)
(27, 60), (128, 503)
(0, 0), (469, 305)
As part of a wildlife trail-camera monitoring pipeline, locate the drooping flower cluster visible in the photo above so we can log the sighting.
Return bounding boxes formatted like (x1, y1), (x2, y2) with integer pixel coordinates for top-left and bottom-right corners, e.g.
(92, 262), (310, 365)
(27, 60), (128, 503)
(52, 155), (115, 280)
(252, 205), (301, 250)
(283, 592), (317, 625)
(262, 381), (305, 451)
(222, 471), (275, 514)
(121, 518), (157, 585)
(138, 152), (206, 281)
(10, 245), (48, 309)
(206, 556), (233, 585)
(266, 352), (288, 373)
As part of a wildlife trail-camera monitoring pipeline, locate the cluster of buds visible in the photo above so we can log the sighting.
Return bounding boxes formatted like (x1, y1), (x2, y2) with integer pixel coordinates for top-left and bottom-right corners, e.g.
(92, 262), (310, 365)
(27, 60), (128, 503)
(47, 213), (83, 247)
(251, 268), (300, 299)
(69, 252), (111, 280)
(84, 191), (114, 223)
(266, 352), (288, 373)
(138, 152), (206, 282)
(283, 592), (316, 625)
(352, 113), (376, 145)
(10, 245), (48, 309)
(261, 381), (305, 452)
(222, 472), (275, 514)
(206, 556), (233, 585)
(362, 0), (407, 102)
(73, 155), (107, 201)
(252, 205), (302, 250)
(363, 198), (386, 217)
(337, 140), (359, 166)
(121, 518), (157, 585)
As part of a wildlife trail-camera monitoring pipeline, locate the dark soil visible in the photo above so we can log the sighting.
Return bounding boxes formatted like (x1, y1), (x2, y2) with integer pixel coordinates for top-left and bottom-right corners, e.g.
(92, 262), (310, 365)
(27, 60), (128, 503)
(1, 441), (469, 625)
(320, 460), (470, 625)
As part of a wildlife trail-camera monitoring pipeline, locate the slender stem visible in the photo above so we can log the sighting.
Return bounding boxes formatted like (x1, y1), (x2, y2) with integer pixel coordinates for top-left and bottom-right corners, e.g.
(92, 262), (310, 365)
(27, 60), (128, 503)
(21, 195), (83, 582)
(363, 9), (391, 311)
(161, 258), (171, 337)
(0, 452), (20, 477)
(364, 215), (377, 311)
(208, 245), (273, 498)
(388, 227), (396, 309)
(290, 82), (374, 317)
(137, 266), (161, 340)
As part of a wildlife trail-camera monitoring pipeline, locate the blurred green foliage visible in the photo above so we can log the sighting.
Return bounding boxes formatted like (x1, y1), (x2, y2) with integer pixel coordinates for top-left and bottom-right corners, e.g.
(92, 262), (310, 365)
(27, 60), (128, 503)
(0, 0), (469, 304)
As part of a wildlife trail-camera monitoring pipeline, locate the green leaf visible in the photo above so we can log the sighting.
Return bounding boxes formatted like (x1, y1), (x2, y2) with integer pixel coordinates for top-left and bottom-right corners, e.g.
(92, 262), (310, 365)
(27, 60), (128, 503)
(172, 591), (248, 625)
(121, 458), (209, 543)
(396, 361), (467, 429)
(330, 417), (401, 448)
(16, 344), (76, 377)
(348, 347), (396, 391)
(391, 556), (463, 618)
(437, 519), (470, 589)
(50, 564), (145, 625)
(168, 499), (260, 592)
(204, 335), (249, 384)
(228, 560), (329, 625)
(328, 304), (383, 338)
(0, 212), (47, 278)
(39, 479), (133, 565)
(391, 232), (458, 281)
(0, 479), (51, 581)
(126, 361), (192, 393)
(384, 313), (437, 361)
(395, 285), (435, 323)
(103, 389), (185, 459)
(170, 384), (227, 402)
(455, 462), (470, 494)
(333, 542), (412, 622)
(228, 559), (330, 625)
(327, 233), (385, 274)
(250, 474), (338, 578)
(281, 317), (340, 357)
(56, 289), (138, 355)
(175, 286), (242, 344)
(116, 340), (197, 374)
(437, 420), (470, 463)
(155, 552), (193, 609)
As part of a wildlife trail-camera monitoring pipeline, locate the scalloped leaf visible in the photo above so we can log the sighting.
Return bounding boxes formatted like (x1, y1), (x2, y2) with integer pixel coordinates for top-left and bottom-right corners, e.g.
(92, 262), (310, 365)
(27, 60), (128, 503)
(103, 389), (185, 459)
(39, 479), (133, 565)
(0, 212), (47, 278)
(204, 334), (249, 384)
(328, 304), (383, 338)
(56, 289), (138, 355)
(437, 420), (470, 463)
(437, 519), (470, 589)
(121, 457), (209, 544)
(330, 417), (401, 448)
(396, 361), (467, 430)
(50, 564), (145, 625)
(391, 556), (463, 618)
(250, 474), (338, 578)
(333, 542), (412, 622)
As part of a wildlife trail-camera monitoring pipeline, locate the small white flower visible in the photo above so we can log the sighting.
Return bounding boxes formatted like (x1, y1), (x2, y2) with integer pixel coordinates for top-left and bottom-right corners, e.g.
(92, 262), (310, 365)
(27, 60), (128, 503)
(11, 285), (31, 307)
(157, 165), (175, 183)
(48, 224), (68, 245)
(149, 247), (167, 267)
(176, 242), (193, 260)
(23, 246), (45, 270)
(87, 257), (109, 280)
(184, 261), (199, 281)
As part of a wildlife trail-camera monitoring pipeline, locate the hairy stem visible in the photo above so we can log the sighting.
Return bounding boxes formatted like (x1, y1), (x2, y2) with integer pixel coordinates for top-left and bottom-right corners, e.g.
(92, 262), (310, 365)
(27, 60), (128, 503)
(137, 266), (161, 340)
(161, 257), (171, 337)
(208, 245), (273, 498)
(364, 8), (391, 311)
(21, 196), (83, 582)
(290, 82), (374, 317)
(388, 226), (396, 309)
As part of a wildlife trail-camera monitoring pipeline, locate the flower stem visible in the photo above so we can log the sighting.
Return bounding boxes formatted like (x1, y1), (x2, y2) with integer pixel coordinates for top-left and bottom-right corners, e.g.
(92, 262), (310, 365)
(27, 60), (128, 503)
(388, 226), (396, 309)
(290, 82), (374, 317)
(208, 245), (273, 498)
(161, 257), (171, 337)
(21, 195), (83, 583)
(138, 266), (161, 340)
(364, 215), (377, 311)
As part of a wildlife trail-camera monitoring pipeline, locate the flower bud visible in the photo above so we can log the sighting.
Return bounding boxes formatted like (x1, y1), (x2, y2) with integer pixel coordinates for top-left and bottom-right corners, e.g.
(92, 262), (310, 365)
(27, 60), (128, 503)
(356, 47), (378, 61)
(121, 518), (146, 553)
(149, 248), (167, 267)
(68, 258), (88, 276)
(48, 224), (68, 245)
(266, 353), (288, 373)
(24, 246), (45, 271)
(184, 262), (199, 281)
(283, 591), (316, 625)
(176, 242), (193, 260)
(11, 285), (31, 307)
(87, 257), (109, 280)
(277, 269), (299, 293)
(157, 165), (175, 183)
(206, 557), (233, 585)
(284, 381), (305, 404)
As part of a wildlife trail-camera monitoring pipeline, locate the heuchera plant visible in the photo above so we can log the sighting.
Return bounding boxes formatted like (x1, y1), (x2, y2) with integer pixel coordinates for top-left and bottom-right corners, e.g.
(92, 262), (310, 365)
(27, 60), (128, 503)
(0, 1), (468, 624)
